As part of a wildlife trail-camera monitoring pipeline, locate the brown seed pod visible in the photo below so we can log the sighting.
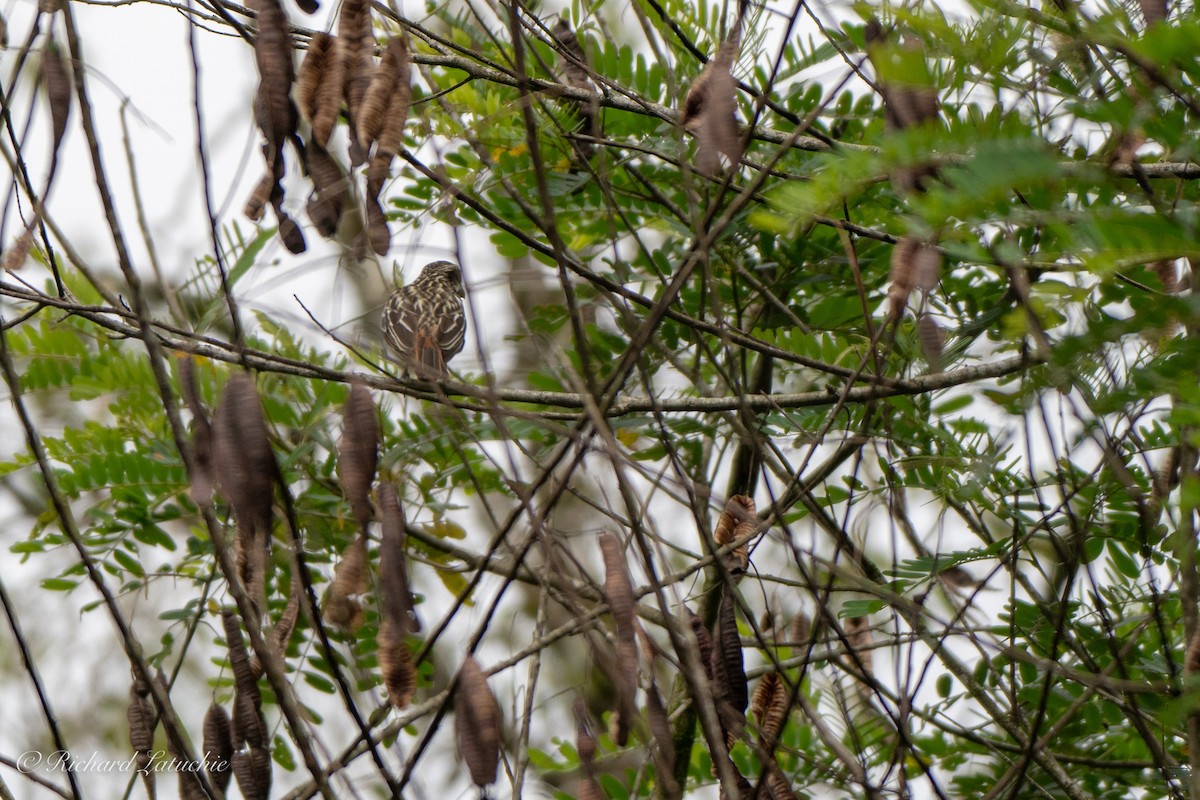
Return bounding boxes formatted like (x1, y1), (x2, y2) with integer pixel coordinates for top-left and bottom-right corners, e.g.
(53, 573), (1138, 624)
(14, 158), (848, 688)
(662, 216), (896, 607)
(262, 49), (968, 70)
(243, 171), (274, 222)
(222, 610), (262, 716)
(749, 670), (778, 726)
(252, 0), (297, 151)
(232, 746), (272, 800)
(364, 192), (391, 256)
(764, 762), (798, 800)
(250, 566), (303, 678)
(214, 374), (278, 609)
(338, 382), (379, 532)
(3, 222), (35, 272)
(577, 776), (605, 800)
(295, 31), (333, 124)
(789, 611), (811, 648)
(203, 702), (233, 795)
(377, 624), (417, 709)
(688, 608), (715, 682)
(312, 35), (346, 148)
(758, 672), (789, 748)
(375, 39), (413, 159)
(178, 357), (214, 504)
(127, 685), (155, 774)
(573, 697), (597, 767)
(304, 141), (346, 238)
(599, 533), (635, 642)
(712, 593), (748, 716)
(378, 482), (419, 635)
(713, 495), (754, 575)
(0, 13), (8, 49)
(42, 39), (71, 161)
(357, 37), (406, 153)
(644, 683), (676, 779)
(916, 313), (944, 373)
(338, 0), (374, 163)
(887, 236), (920, 320)
(324, 532), (368, 631)
(454, 656), (502, 789)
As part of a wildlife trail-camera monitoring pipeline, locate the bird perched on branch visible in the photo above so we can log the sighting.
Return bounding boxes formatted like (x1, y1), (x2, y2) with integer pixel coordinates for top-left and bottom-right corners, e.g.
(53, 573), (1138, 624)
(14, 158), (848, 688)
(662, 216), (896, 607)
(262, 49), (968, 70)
(382, 261), (466, 380)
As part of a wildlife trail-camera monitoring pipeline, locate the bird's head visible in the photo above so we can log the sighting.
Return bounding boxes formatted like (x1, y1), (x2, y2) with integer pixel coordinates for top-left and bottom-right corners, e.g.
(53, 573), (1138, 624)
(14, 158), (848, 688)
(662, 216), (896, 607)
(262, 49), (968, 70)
(417, 261), (465, 297)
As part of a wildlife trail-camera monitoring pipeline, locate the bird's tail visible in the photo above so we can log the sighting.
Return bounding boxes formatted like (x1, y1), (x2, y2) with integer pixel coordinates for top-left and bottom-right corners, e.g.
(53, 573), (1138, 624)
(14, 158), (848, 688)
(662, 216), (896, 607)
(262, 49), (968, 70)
(414, 331), (447, 379)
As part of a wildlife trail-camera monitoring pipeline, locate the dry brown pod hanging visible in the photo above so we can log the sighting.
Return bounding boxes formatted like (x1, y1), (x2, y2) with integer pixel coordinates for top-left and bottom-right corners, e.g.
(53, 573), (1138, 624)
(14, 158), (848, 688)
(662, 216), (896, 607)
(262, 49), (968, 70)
(42, 39), (72, 162)
(713, 495), (755, 575)
(711, 592), (748, 735)
(312, 35), (346, 148)
(304, 142), (346, 238)
(687, 608), (715, 682)
(374, 39), (413, 160)
(250, 565), (303, 678)
(338, 0), (374, 164)
(377, 624), (417, 709)
(338, 383), (379, 532)
(213, 374), (278, 612)
(203, 702), (234, 795)
(324, 532), (368, 631)
(295, 31), (333, 124)
(126, 681), (155, 793)
(378, 482), (419, 635)
(455, 655), (502, 789)
(252, 0), (297, 152)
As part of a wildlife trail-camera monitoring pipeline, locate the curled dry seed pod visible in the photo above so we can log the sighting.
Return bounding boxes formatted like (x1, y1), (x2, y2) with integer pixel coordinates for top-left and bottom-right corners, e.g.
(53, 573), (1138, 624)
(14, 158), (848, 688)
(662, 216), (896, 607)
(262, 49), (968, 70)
(916, 314), (944, 373)
(233, 688), (267, 752)
(713, 495), (755, 575)
(377, 624), (417, 709)
(749, 670), (778, 727)
(644, 684), (677, 782)
(712, 592), (748, 718)
(3, 222), (35, 272)
(243, 171), (274, 222)
(324, 532), (368, 631)
(222, 611), (262, 717)
(357, 37), (405, 153)
(338, 382), (379, 532)
(574, 697), (597, 768)
(688, 608), (715, 681)
(179, 357), (214, 504)
(338, 0), (374, 163)
(577, 776), (605, 800)
(42, 39), (71, 160)
(600, 532), (638, 744)
(764, 763), (798, 800)
(757, 672), (789, 747)
(295, 32), (334, 124)
(312, 36), (346, 148)
(233, 746), (272, 800)
(214, 374), (278, 610)
(203, 702), (234, 795)
(304, 142), (346, 238)
(253, 0), (297, 151)
(887, 236), (921, 320)
(789, 611), (811, 647)
(251, 566), (303, 678)
(364, 192), (391, 256)
(379, 482), (419, 635)
(374, 39), (413, 159)
(455, 656), (502, 789)
(127, 685), (155, 775)
(0, 13), (8, 49)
